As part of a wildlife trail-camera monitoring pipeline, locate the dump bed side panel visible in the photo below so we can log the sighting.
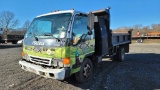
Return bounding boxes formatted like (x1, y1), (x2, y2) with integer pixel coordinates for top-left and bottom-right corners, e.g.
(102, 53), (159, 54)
(112, 31), (132, 46)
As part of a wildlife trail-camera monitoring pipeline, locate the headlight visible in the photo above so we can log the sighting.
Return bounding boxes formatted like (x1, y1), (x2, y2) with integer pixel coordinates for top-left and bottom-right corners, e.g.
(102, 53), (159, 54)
(58, 61), (64, 67)
(51, 59), (66, 68)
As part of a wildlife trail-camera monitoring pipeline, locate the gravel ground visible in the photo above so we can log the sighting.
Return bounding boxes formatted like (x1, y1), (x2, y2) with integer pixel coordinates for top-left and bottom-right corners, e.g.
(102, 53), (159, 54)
(0, 43), (160, 90)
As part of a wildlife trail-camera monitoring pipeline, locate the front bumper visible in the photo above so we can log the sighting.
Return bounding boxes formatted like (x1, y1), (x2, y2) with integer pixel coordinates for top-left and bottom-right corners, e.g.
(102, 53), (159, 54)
(19, 60), (69, 80)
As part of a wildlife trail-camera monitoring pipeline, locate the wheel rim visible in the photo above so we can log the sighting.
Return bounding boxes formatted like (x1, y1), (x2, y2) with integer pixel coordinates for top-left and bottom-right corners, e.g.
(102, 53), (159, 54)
(83, 64), (91, 77)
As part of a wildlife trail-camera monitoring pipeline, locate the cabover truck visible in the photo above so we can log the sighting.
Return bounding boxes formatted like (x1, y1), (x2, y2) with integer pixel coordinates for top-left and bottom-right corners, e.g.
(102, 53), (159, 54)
(19, 8), (132, 82)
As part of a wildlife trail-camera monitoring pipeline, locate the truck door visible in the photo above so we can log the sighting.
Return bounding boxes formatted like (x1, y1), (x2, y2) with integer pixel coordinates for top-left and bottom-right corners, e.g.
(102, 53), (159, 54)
(70, 14), (95, 69)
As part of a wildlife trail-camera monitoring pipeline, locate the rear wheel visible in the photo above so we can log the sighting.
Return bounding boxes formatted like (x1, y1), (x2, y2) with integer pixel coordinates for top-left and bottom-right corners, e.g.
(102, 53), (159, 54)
(117, 47), (125, 62)
(75, 58), (93, 83)
(113, 47), (125, 62)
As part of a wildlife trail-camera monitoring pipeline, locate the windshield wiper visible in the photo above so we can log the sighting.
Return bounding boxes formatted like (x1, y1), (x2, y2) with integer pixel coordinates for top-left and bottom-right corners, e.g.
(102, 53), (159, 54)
(43, 33), (61, 42)
(29, 32), (39, 41)
(43, 33), (53, 36)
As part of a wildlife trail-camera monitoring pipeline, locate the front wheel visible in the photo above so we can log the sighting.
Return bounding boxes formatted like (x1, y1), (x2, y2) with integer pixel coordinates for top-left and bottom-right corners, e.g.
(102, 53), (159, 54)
(75, 58), (93, 83)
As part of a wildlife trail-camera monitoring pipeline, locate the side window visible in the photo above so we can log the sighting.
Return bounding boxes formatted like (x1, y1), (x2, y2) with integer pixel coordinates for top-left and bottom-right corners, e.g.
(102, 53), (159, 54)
(72, 15), (88, 45)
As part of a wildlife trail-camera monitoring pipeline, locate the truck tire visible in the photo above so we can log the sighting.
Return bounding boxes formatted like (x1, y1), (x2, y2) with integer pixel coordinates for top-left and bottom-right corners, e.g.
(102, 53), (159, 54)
(75, 58), (93, 83)
(113, 47), (125, 62)
(137, 39), (143, 43)
(117, 47), (125, 62)
(4, 40), (7, 44)
(12, 41), (18, 44)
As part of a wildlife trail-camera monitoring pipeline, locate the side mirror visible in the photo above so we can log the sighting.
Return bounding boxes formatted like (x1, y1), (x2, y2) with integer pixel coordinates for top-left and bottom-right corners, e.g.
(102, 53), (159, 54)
(87, 12), (95, 31)
(87, 30), (92, 35)
(81, 34), (87, 42)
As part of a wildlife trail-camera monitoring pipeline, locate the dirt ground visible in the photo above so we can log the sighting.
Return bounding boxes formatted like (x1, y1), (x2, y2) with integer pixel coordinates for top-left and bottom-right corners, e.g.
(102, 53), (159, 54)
(0, 43), (160, 90)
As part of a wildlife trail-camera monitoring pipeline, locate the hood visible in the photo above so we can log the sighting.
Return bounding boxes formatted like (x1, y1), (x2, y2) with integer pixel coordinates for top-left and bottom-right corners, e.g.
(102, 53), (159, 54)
(23, 38), (69, 59)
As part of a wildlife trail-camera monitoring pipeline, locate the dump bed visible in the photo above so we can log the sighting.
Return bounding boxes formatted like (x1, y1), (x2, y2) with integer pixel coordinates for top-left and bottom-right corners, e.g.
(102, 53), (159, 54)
(88, 8), (132, 56)
(112, 31), (132, 46)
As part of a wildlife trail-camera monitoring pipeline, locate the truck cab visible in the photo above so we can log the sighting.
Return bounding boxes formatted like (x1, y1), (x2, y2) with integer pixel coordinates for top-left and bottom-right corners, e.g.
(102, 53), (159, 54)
(20, 10), (96, 81)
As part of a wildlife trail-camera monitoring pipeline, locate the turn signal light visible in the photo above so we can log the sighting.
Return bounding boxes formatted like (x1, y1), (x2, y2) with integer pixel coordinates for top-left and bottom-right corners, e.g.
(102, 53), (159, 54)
(22, 52), (25, 57)
(63, 58), (70, 65)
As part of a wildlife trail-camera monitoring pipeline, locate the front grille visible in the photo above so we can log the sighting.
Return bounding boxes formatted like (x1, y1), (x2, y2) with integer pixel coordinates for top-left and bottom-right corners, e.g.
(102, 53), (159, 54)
(30, 56), (51, 66)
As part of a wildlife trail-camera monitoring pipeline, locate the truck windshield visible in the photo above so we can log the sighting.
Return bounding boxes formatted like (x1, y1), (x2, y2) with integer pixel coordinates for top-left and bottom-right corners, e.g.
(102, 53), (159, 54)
(26, 13), (71, 38)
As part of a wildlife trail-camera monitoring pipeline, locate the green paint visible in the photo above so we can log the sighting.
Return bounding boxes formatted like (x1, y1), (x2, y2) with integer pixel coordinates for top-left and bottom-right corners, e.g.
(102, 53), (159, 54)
(75, 50), (79, 56)
(23, 38), (95, 76)
(71, 67), (80, 74)
(69, 39), (95, 74)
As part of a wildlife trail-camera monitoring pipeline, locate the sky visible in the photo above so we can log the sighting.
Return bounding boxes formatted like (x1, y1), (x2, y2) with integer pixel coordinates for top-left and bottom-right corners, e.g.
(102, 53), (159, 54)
(0, 0), (160, 29)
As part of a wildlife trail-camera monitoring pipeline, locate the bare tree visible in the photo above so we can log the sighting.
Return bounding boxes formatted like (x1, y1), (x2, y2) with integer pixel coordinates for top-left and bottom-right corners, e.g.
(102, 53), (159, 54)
(141, 26), (150, 34)
(151, 24), (160, 32)
(23, 20), (31, 30)
(133, 24), (142, 30)
(0, 11), (19, 30)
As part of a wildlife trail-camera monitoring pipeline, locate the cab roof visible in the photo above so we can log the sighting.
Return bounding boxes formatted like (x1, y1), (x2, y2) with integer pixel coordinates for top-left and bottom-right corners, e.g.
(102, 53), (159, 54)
(36, 8), (110, 18)
(36, 10), (86, 18)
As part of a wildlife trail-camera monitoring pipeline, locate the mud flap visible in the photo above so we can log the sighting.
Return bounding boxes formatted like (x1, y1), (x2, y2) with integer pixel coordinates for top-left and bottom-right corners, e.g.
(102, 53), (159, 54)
(97, 56), (102, 63)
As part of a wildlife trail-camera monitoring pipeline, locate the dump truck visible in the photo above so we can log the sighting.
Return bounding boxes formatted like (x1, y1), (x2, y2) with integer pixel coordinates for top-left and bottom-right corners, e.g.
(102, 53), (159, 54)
(19, 8), (132, 82)
(0, 28), (25, 44)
